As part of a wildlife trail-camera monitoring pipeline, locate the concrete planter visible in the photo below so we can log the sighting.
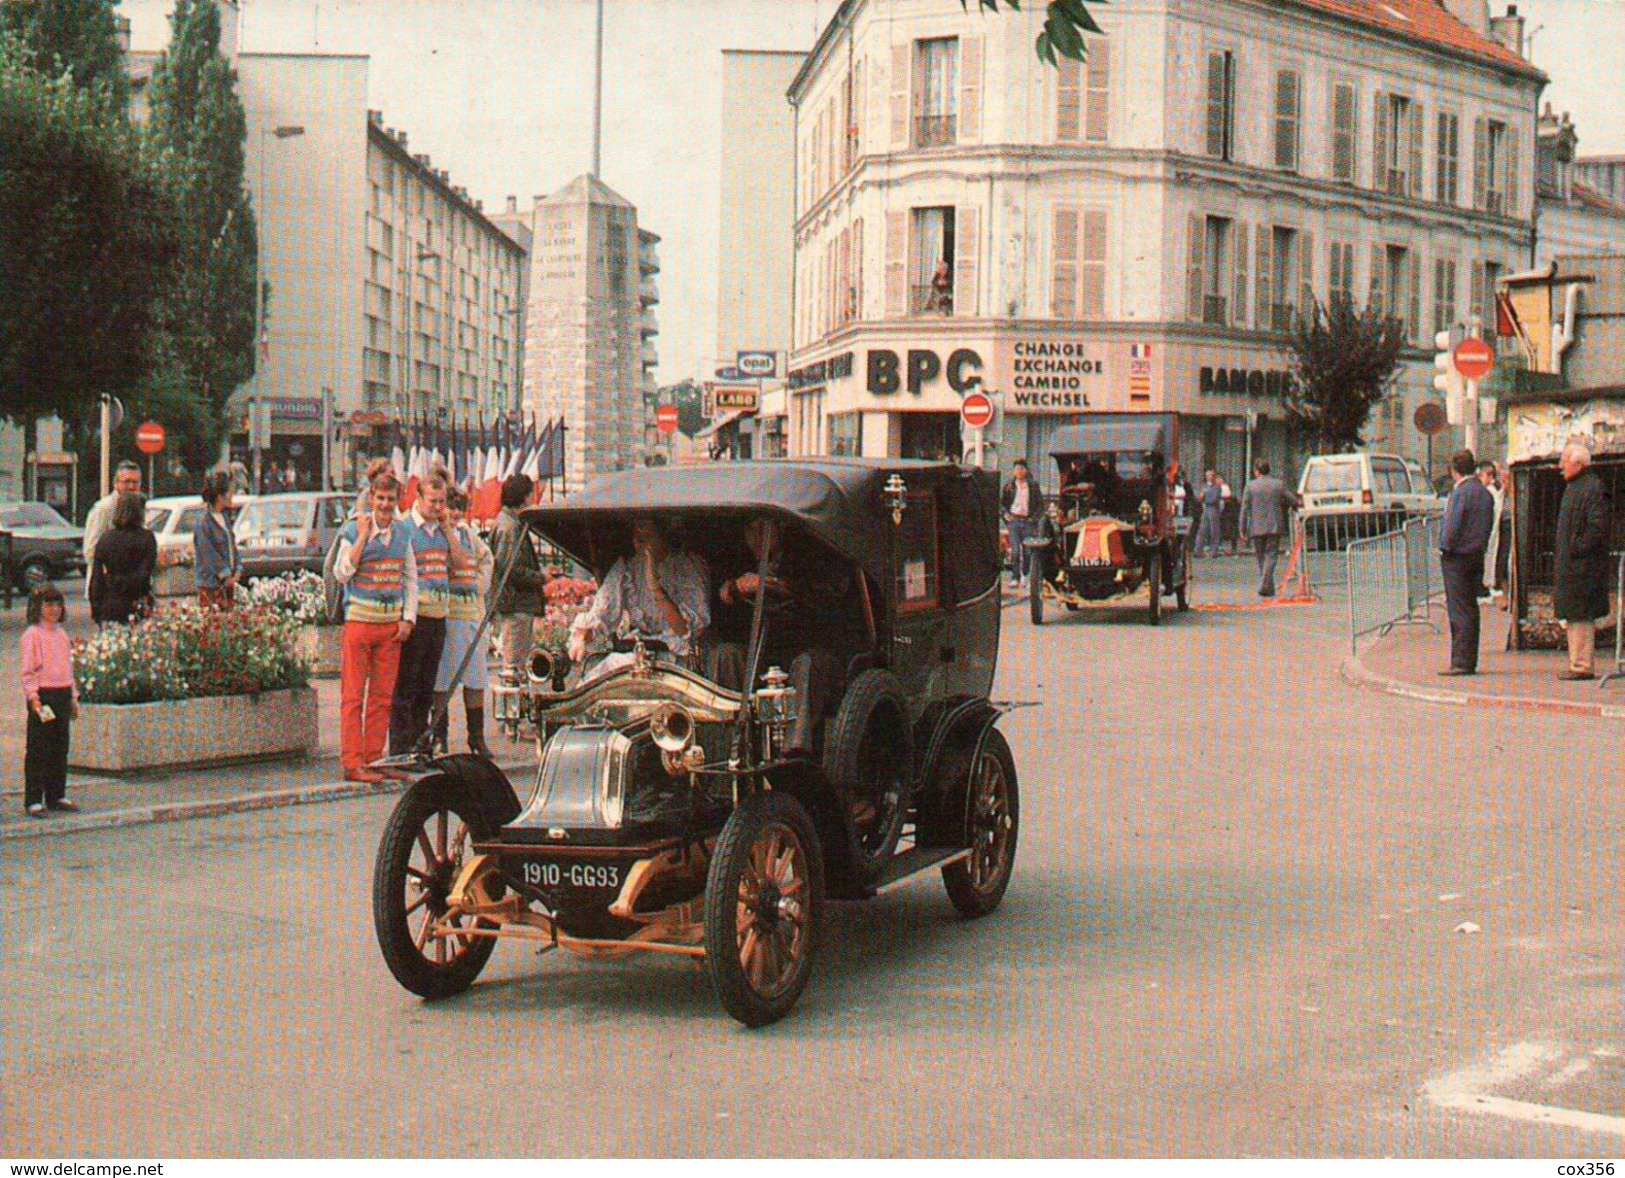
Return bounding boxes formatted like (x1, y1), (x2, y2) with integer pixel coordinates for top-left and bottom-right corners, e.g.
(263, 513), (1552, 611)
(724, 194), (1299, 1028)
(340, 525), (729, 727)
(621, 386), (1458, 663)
(70, 687), (319, 773)
(153, 565), (196, 598)
(298, 625), (343, 679)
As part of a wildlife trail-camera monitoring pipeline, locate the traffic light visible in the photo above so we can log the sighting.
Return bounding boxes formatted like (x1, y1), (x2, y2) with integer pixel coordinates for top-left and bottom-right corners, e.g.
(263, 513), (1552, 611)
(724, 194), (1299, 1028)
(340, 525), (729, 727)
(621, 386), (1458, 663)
(1433, 329), (1464, 425)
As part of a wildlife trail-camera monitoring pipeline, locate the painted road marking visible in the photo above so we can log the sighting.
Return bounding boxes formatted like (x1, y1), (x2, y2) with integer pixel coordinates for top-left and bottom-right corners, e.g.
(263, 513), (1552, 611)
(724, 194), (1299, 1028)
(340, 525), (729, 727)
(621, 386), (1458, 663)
(1424, 1041), (1625, 1139)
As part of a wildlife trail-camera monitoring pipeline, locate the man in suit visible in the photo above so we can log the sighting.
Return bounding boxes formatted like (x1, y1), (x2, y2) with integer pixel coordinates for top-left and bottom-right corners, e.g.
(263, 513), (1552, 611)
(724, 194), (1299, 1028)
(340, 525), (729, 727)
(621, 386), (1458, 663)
(1437, 449), (1496, 675)
(1238, 460), (1298, 597)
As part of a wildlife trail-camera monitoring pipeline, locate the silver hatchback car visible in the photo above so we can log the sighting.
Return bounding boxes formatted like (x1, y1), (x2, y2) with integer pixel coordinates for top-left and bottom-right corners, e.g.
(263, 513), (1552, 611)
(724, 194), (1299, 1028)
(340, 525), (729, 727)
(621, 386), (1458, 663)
(234, 492), (352, 579)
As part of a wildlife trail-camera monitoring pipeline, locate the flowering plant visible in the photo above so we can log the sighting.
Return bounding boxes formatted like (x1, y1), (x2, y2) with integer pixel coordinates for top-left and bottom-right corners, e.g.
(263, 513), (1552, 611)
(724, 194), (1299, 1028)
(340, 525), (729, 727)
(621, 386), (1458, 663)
(537, 577), (596, 656)
(74, 604), (311, 704)
(241, 570), (327, 626)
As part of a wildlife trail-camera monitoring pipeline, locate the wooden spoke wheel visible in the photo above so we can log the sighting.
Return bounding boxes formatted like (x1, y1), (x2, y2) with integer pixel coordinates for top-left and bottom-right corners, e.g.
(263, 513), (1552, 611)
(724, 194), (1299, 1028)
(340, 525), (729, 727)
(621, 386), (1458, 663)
(942, 729), (1020, 918)
(373, 778), (497, 999)
(704, 792), (824, 1027)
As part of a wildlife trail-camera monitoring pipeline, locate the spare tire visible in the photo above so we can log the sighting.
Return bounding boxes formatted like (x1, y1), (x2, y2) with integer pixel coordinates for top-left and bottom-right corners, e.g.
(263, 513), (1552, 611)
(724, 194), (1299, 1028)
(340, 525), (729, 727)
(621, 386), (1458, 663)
(824, 668), (912, 883)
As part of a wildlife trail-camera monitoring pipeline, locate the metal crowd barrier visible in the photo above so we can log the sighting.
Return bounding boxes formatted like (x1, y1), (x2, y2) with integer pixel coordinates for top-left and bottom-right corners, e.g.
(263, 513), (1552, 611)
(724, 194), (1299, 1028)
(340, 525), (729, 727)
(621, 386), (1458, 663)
(1601, 553), (1625, 689)
(1344, 517), (1440, 655)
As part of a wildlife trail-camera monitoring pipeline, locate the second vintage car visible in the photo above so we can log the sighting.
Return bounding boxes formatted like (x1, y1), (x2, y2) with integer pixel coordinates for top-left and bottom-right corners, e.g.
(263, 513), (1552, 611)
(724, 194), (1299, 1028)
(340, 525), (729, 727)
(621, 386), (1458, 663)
(370, 459), (1019, 1026)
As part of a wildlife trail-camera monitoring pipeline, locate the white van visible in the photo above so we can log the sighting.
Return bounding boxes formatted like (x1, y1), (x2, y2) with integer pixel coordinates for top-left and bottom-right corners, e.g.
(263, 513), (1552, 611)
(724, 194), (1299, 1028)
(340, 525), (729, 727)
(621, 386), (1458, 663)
(1297, 453), (1441, 545)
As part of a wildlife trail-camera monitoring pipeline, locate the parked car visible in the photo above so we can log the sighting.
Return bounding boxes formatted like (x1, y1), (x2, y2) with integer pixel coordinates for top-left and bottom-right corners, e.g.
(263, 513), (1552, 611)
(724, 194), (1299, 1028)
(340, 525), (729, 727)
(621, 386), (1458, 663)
(1027, 413), (1192, 625)
(370, 459), (1020, 1026)
(0, 500), (86, 592)
(1297, 452), (1441, 548)
(235, 492), (351, 578)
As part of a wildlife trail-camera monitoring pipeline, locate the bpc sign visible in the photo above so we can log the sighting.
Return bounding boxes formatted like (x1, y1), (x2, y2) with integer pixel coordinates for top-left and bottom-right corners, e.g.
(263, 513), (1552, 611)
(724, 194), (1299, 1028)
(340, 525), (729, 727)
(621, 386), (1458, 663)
(866, 347), (983, 395)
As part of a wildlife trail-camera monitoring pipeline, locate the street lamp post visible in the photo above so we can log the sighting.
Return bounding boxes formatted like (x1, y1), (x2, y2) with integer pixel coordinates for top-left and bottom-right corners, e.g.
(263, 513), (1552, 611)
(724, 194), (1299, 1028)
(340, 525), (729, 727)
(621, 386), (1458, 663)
(252, 123), (305, 493)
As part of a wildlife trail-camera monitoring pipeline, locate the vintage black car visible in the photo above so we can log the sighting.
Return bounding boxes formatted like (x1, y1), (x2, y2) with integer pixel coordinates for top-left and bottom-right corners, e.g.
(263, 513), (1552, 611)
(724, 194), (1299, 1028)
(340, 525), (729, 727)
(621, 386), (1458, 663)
(371, 459), (1019, 1026)
(1027, 413), (1192, 625)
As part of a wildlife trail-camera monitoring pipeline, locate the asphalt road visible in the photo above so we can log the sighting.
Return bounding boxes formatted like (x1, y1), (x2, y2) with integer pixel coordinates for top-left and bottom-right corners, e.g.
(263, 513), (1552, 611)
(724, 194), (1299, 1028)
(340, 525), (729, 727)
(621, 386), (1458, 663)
(4, 565), (1621, 1157)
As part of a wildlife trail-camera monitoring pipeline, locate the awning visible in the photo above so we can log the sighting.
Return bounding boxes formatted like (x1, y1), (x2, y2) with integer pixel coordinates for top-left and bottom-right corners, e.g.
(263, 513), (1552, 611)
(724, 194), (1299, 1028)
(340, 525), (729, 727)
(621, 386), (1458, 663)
(693, 409), (751, 439)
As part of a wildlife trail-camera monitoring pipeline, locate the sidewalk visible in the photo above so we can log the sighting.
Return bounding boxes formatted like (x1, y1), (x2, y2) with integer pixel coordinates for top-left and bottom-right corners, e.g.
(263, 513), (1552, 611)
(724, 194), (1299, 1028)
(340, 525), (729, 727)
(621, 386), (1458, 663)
(1342, 599), (1625, 721)
(1, 675), (536, 840)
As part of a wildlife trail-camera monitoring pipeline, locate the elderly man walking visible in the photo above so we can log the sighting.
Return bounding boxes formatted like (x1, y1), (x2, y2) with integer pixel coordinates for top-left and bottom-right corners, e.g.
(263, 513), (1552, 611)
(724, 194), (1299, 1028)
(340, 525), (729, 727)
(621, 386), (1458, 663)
(1437, 449), (1496, 675)
(1239, 460), (1298, 597)
(1552, 441), (1613, 680)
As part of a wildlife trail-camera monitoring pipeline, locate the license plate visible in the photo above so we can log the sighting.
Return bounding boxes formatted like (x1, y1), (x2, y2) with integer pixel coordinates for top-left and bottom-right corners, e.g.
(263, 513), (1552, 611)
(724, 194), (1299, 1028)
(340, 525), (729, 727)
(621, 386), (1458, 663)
(1076, 557), (1115, 568)
(1318, 496), (1354, 506)
(520, 858), (622, 892)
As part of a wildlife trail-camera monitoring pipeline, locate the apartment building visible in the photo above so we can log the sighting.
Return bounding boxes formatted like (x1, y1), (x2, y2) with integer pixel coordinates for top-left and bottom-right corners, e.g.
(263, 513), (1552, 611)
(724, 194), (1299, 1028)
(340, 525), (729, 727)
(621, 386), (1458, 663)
(786, 0), (1543, 485)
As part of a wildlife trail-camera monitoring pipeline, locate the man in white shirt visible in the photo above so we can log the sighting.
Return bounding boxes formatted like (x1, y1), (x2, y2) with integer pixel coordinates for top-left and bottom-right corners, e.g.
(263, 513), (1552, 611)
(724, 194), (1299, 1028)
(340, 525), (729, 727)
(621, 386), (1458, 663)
(83, 462), (141, 590)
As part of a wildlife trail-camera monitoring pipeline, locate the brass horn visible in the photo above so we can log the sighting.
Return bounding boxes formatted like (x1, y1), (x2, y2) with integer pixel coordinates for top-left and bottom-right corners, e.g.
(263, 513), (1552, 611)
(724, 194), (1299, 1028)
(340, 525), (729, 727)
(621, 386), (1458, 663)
(528, 649), (556, 684)
(649, 701), (694, 754)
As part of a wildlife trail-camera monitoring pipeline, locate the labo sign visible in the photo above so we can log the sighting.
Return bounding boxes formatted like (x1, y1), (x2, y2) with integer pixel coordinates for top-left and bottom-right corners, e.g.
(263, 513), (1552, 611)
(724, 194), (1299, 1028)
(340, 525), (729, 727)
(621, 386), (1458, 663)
(867, 347), (983, 395)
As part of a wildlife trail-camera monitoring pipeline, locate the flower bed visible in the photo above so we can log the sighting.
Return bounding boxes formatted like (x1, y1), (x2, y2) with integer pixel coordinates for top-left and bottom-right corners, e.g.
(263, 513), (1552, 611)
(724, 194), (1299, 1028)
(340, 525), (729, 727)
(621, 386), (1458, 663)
(537, 576), (596, 656)
(70, 605), (317, 771)
(241, 570), (329, 627)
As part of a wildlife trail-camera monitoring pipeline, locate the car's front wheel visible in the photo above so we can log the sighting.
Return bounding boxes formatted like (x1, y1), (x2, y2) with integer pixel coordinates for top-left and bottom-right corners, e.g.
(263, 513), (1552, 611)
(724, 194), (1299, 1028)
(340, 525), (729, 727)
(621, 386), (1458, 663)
(704, 791), (824, 1027)
(373, 776), (498, 999)
(1146, 551), (1163, 625)
(1028, 549), (1046, 625)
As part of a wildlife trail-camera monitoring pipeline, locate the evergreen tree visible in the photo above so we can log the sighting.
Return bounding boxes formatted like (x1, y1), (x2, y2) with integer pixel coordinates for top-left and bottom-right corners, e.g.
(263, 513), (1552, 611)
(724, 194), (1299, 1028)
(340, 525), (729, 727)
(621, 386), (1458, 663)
(1282, 294), (1408, 452)
(0, 0), (129, 112)
(142, 0), (258, 473)
(0, 39), (181, 432)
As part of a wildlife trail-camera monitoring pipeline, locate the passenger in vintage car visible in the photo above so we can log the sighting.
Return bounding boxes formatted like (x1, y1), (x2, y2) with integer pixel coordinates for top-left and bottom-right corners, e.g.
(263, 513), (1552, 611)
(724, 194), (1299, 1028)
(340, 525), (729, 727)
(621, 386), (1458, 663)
(567, 516), (710, 680)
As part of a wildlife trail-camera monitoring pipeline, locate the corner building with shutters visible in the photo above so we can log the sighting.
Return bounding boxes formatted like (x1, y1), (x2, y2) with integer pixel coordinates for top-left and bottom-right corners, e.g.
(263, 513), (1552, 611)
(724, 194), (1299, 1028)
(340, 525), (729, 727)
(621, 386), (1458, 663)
(785, 0), (1544, 487)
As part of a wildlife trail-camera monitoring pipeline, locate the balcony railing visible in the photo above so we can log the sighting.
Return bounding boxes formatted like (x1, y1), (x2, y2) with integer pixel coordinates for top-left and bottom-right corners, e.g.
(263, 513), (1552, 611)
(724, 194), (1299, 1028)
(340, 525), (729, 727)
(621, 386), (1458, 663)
(1202, 294), (1228, 326)
(912, 114), (957, 149)
(910, 283), (954, 316)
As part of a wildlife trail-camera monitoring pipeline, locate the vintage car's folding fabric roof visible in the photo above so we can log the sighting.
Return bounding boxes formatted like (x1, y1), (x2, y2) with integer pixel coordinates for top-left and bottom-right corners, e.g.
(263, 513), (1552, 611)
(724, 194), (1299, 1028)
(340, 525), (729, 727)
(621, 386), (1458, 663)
(1047, 414), (1178, 458)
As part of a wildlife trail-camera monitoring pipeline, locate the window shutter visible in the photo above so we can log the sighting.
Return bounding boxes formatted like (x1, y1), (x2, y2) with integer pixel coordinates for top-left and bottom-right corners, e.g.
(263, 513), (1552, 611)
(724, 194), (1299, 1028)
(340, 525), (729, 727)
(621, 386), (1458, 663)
(1055, 56), (1082, 143)
(1369, 243), (1387, 313)
(1332, 83), (1357, 182)
(1084, 38), (1110, 144)
(1274, 70), (1299, 170)
(870, 54), (886, 152)
(1472, 117), (1488, 210)
(1254, 228), (1273, 328)
(1232, 222), (1249, 328)
(1205, 53), (1227, 157)
(1298, 230), (1314, 313)
(1052, 208), (1078, 318)
(1470, 261), (1485, 329)
(885, 209), (907, 316)
(1408, 101), (1425, 198)
(1080, 209), (1107, 319)
(851, 217), (864, 321)
(1187, 214), (1205, 322)
(890, 42), (911, 149)
(955, 205), (979, 316)
(1505, 126), (1520, 217)
(1407, 250), (1422, 342)
(959, 36), (983, 144)
(1372, 91), (1389, 191)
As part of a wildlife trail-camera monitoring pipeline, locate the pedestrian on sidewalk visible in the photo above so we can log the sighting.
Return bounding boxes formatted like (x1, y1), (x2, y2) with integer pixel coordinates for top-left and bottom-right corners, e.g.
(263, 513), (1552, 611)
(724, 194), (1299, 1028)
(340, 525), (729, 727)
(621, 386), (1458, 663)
(333, 466), (418, 783)
(1552, 441), (1612, 681)
(89, 492), (156, 626)
(489, 474), (552, 675)
(1494, 462), (1513, 603)
(194, 470), (241, 609)
(432, 486), (494, 758)
(389, 469), (453, 756)
(82, 461), (141, 593)
(1239, 461), (1297, 597)
(1196, 470), (1224, 558)
(1477, 460), (1504, 601)
(1220, 476), (1239, 554)
(1437, 449), (1495, 676)
(1001, 460), (1041, 588)
(20, 585), (79, 817)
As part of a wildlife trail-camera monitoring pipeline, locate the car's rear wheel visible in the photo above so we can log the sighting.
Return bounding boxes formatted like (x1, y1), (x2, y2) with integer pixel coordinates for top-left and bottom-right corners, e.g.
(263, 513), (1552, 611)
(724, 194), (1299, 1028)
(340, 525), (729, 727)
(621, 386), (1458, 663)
(825, 669), (911, 882)
(941, 729), (1019, 918)
(20, 559), (51, 592)
(704, 791), (823, 1027)
(373, 776), (498, 999)
(1146, 551), (1163, 625)
(1176, 549), (1191, 611)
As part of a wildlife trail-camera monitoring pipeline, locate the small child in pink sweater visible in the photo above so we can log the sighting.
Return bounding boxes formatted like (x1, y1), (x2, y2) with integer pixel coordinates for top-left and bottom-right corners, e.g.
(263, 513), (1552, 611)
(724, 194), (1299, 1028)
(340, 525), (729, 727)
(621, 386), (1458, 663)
(21, 584), (79, 817)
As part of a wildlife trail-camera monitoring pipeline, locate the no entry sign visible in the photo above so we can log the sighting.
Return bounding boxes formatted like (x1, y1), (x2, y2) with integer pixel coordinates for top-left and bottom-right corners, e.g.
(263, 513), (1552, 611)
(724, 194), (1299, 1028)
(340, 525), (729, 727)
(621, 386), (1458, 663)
(1453, 338), (1495, 381)
(960, 392), (994, 430)
(656, 404), (680, 435)
(135, 421), (166, 454)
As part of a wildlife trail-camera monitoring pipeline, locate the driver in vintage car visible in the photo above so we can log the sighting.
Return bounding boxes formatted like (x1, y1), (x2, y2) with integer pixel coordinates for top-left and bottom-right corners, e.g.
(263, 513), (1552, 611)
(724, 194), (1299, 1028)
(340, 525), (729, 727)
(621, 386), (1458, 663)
(712, 516), (847, 756)
(567, 516), (710, 681)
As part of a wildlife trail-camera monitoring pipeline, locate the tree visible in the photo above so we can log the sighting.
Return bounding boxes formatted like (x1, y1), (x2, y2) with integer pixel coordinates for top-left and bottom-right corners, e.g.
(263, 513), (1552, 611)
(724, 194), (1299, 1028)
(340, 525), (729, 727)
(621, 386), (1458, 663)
(0, 0), (129, 113)
(1281, 294), (1408, 451)
(0, 40), (182, 433)
(963, 0), (1108, 63)
(142, 0), (258, 470)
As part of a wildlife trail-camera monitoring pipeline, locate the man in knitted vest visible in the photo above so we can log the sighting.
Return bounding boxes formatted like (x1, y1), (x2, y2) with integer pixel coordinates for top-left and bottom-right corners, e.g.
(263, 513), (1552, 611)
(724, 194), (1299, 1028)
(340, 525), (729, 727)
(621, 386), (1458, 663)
(333, 469), (419, 783)
(390, 469), (463, 757)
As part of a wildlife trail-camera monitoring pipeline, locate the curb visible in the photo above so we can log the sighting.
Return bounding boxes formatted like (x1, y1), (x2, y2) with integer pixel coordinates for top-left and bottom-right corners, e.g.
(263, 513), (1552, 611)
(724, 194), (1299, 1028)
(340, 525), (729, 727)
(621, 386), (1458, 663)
(1339, 655), (1625, 721)
(1, 759), (534, 842)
